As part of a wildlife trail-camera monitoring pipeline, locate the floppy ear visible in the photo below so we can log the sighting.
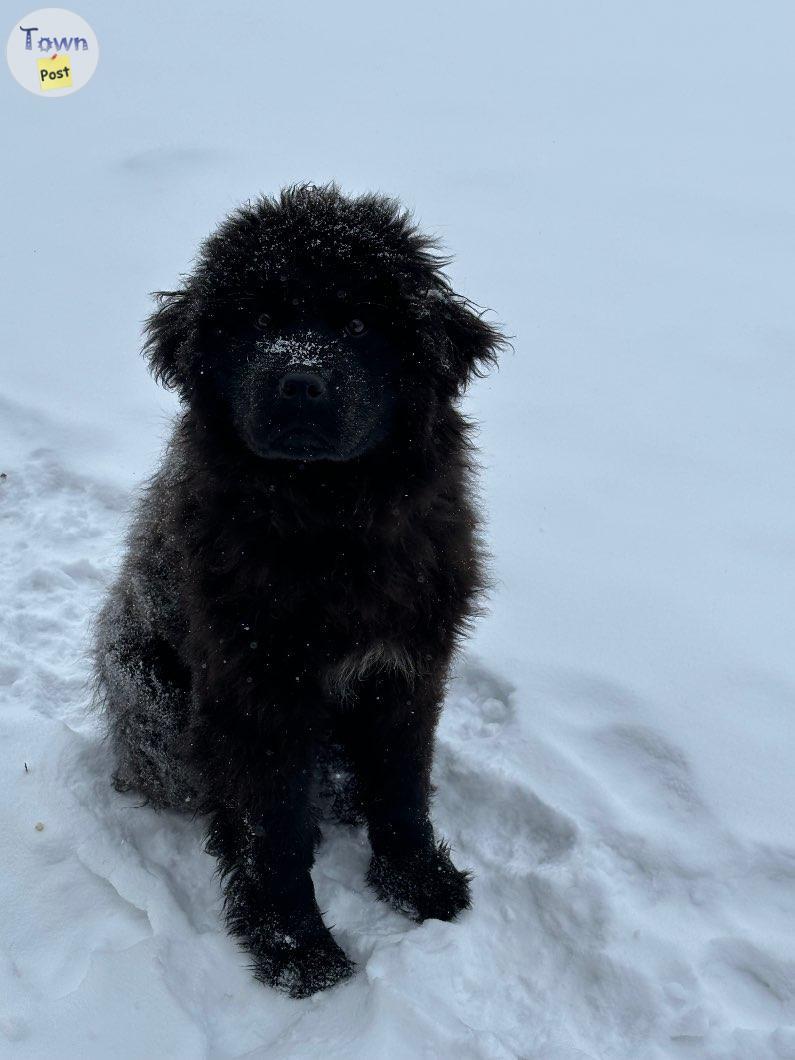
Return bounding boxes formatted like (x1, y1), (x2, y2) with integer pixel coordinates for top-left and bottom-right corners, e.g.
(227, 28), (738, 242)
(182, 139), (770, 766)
(436, 293), (506, 393)
(142, 288), (194, 391)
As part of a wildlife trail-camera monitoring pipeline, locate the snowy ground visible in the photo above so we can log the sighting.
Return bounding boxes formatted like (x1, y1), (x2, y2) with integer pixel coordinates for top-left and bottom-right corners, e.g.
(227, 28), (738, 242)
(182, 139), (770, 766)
(2, 2), (795, 1057)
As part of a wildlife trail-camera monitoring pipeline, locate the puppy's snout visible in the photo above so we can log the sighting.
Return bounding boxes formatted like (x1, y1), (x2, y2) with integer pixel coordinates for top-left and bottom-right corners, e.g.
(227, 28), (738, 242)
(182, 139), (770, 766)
(278, 372), (327, 401)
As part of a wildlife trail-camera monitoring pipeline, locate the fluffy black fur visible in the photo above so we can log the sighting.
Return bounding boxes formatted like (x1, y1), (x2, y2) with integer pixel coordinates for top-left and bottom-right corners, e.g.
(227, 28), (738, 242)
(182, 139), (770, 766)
(94, 184), (505, 998)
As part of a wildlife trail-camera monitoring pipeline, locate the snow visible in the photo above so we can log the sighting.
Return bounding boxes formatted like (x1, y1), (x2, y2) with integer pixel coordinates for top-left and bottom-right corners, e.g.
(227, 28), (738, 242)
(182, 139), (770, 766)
(2, 1), (795, 1056)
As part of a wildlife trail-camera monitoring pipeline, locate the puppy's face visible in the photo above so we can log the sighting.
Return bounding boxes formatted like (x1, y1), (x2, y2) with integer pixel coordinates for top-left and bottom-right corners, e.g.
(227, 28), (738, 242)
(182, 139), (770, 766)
(144, 186), (506, 466)
(198, 281), (401, 462)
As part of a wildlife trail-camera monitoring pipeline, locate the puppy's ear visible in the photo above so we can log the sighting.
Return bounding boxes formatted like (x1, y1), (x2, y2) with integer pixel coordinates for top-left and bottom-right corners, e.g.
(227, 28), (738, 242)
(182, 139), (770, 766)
(143, 288), (194, 391)
(435, 292), (506, 393)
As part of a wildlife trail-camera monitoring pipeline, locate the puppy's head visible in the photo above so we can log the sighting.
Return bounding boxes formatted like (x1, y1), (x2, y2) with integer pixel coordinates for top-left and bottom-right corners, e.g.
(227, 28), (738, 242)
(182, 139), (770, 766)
(145, 184), (505, 463)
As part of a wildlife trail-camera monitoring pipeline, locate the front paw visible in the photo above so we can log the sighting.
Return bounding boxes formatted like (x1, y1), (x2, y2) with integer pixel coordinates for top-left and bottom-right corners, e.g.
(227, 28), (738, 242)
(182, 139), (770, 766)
(225, 877), (355, 998)
(368, 841), (472, 923)
(250, 921), (355, 999)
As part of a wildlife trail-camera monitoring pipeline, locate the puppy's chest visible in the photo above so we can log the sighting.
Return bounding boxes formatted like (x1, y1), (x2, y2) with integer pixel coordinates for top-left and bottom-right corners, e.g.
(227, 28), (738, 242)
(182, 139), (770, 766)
(224, 529), (428, 630)
(194, 522), (440, 698)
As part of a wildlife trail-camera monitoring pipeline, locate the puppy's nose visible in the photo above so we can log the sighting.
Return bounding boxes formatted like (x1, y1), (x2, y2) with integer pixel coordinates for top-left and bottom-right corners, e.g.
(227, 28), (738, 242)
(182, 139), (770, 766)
(278, 372), (327, 401)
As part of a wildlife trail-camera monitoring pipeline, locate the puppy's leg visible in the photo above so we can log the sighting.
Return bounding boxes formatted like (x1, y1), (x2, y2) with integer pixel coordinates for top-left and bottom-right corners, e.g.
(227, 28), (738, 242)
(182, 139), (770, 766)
(96, 595), (198, 810)
(338, 676), (472, 923)
(195, 707), (353, 998)
(314, 740), (366, 826)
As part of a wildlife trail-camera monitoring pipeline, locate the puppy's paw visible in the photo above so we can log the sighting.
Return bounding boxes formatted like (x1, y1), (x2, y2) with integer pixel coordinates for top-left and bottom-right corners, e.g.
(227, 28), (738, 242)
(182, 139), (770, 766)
(251, 924), (355, 999)
(225, 875), (355, 998)
(367, 841), (472, 923)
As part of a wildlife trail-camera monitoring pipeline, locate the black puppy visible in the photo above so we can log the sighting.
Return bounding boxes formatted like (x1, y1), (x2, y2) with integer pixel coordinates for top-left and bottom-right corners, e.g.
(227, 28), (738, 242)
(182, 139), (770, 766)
(94, 184), (505, 997)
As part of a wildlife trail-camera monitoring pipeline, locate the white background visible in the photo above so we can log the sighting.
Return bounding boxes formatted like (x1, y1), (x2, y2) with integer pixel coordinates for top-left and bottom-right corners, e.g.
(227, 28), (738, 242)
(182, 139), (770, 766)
(1, 3), (794, 1057)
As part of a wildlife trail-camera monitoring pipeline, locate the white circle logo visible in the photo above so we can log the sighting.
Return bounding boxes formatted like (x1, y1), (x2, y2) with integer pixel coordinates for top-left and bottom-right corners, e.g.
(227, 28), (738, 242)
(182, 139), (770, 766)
(7, 8), (98, 97)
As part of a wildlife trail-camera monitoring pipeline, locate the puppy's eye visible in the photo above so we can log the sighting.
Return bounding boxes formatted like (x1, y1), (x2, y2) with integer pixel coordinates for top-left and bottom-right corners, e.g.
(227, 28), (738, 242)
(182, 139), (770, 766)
(256, 312), (273, 330)
(345, 318), (366, 337)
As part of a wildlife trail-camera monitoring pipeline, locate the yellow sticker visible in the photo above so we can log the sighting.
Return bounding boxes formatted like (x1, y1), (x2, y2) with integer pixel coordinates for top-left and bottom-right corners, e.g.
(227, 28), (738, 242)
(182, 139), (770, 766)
(37, 53), (73, 92)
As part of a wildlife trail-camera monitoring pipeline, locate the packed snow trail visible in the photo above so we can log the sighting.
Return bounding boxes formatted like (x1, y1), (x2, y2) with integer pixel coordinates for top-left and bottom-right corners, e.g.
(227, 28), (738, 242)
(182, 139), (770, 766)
(1, 405), (792, 1058)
